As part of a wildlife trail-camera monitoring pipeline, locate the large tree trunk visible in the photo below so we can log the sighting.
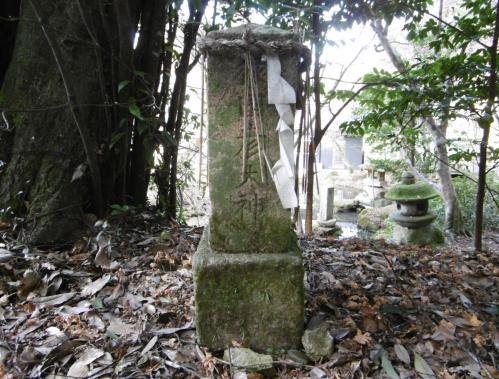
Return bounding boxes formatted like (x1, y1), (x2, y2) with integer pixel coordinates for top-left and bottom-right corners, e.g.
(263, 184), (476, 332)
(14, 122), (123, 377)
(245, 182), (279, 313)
(0, 0), (107, 244)
(426, 118), (466, 235)
(160, 0), (207, 219)
(0, 0), (20, 169)
(0, 0), (171, 245)
(128, 0), (168, 205)
(155, 5), (178, 210)
(0, 0), (20, 87)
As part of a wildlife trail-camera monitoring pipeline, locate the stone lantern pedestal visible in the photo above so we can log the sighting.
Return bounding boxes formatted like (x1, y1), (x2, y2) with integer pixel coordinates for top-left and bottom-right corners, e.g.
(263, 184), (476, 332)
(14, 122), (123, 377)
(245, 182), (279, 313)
(385, 172), (444, 245)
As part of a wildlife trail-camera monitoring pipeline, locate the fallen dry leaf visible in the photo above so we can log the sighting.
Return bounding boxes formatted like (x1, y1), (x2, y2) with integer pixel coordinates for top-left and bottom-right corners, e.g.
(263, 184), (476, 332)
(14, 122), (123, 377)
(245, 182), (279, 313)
(31, 292), (75, 306)
(414, 352), (435, 379)
(394, 343), (410, 365)
(81, 274), (111, 297)
(431, 319), (456, 342)
(353, 329), (372, 346)
(464, 313), (483, 327)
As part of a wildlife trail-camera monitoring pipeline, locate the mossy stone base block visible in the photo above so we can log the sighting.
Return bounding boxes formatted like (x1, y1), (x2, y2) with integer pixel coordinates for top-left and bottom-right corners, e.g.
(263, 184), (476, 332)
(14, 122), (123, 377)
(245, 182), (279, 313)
(193, 227), (304, 350)
(391, 224), (444, 245)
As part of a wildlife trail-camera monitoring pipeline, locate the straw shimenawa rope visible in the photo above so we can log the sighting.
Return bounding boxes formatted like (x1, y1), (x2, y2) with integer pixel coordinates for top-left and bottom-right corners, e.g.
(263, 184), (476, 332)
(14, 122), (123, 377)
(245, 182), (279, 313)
(199, 30), (310, 58)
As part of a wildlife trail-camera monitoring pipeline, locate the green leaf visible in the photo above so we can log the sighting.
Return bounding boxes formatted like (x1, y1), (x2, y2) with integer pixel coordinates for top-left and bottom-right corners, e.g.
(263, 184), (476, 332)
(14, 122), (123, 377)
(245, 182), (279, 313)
(382, 351), (400, 379)
(161, 130), (177, 147)
(414, 353), (435, 379)
(134, 70), (145, 79)
(160, 230), (171, 240)
(118, 80), (130, 93)
(110, 131), (126, 149)
(128, 103), (144, 120)
(192, 0), (202, 11)
(91, 297), (104, 309)
(483, 305), (499, 315)
(136, 122), (149, 135)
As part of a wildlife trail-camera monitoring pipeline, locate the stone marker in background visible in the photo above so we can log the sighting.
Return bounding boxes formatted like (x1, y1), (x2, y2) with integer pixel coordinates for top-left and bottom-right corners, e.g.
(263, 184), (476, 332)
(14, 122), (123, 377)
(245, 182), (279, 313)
(193, 24), (306, 350)
(320, 187), (335, 222)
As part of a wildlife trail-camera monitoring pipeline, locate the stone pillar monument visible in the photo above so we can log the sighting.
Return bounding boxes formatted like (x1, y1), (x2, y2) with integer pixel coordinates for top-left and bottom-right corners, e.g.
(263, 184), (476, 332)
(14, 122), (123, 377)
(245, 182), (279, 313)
(193, 24), (306, 350)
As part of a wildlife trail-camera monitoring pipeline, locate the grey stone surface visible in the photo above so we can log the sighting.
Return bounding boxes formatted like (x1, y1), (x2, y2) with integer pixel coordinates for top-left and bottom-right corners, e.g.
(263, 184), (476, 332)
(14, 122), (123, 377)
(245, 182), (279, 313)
(310, 367), (328, 379)
(335, 199), (361, 212)
(318, 218), (337, 228)
(320, 187), (335, 221)
(391, 224), (444, 245)
(302, 324), (334, 361)
(206, 25), (299, 254)
(357, 204), (395, 232)
(194, 228), (304, 350)
(390, 210), (437, 228)
(223, 347), (273, 372)
(194, 24), (305, 351)
(372, 198), (392, 208)
(287, 349), (309, 365)
(315, 226), (342, 238)
(207, 23), (299, 42)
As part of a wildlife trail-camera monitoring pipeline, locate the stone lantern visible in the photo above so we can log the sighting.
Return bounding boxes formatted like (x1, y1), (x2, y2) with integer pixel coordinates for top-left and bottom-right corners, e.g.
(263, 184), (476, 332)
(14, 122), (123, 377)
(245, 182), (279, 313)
(384, 172), (443, 245)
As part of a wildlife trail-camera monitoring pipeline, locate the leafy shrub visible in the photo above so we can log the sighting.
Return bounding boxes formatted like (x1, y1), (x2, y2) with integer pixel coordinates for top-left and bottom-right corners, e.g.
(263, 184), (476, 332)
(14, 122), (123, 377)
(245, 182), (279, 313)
(430, 175), (499, 232)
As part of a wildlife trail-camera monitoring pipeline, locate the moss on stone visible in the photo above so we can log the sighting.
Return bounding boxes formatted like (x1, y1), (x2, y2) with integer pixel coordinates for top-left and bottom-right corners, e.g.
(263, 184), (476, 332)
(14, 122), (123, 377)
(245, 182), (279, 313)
(373, 218), (396, 240)
(385, 181), (439, 202)
(206, 48), (298, 254)
(391, 223), (444, 245)
(358, 209), (380, 232)
(208, 24), (299, 42)
(374, 220), (444, 245)
(193, 226), (304, 350)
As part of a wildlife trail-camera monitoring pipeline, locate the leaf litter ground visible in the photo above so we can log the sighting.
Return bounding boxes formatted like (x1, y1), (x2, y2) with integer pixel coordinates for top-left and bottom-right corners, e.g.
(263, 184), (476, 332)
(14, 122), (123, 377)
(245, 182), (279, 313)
(0, 213), (497, 378)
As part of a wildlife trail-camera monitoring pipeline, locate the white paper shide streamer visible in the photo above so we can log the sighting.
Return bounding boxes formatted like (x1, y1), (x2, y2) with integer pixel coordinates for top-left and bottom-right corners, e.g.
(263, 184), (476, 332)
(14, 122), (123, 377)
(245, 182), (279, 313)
(266, 54), (298, 209)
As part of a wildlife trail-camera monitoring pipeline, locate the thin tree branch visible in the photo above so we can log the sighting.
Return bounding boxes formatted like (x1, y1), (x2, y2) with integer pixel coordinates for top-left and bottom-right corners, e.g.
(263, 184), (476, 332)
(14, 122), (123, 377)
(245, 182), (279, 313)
(400, 4), (490, 50)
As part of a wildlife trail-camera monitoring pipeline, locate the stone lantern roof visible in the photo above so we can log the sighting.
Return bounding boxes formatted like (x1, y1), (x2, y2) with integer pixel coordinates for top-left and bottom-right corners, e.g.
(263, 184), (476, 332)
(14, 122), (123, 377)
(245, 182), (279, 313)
(385, 172), (439, 202)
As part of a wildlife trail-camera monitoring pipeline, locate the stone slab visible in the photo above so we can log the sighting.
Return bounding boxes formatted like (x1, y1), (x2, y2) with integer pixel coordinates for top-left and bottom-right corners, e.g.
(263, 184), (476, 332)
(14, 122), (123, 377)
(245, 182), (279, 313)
(193, 226), (304, 350)
(391, 224), (444, 245)
(207, 23), (300, 42)
(319, 187), (334, 222)
(206, 36), (299, 254)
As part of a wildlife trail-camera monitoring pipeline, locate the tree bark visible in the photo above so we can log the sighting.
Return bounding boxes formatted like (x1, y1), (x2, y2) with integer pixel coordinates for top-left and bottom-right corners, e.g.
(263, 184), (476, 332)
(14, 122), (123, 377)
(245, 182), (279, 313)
(0, 1), (20, 172)
(304, 1), (323, 236)
(161, 0), (207, 219)
(0, 0), (107, 244)
(426, 117), (466, 235)
(0, 0), (181, 244)
(371, 18), (466, 236)
(0, 0), (20, 88)
(475, 0), (499, 251)
(128, 0), (168, 205)
(156, 5), (178, 210)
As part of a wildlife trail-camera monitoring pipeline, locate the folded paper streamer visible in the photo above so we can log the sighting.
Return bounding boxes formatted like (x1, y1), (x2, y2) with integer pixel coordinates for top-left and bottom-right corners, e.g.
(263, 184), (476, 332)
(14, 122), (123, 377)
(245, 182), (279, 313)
(266, 54), (298, 209)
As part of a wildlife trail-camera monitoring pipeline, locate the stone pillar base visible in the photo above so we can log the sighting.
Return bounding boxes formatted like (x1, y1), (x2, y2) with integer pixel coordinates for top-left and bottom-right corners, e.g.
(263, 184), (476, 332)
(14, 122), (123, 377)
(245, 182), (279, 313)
(391, 224), (444, 245)
(193, 225), (304, 350)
